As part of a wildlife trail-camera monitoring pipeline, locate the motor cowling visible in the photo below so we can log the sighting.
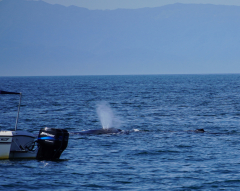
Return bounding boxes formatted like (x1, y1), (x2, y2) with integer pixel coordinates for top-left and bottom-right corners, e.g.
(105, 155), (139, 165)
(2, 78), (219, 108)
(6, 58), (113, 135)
(37, 127), (69, 160)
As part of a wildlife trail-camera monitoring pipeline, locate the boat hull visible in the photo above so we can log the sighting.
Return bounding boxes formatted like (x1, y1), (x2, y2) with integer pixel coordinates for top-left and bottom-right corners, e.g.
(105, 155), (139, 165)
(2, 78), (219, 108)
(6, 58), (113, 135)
(0, 132), (12, 159)
(0, 131), (37, 159)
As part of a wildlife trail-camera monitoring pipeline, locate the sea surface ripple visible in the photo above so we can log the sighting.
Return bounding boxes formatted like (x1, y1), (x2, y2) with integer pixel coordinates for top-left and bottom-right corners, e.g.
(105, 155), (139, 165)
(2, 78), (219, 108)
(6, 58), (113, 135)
(1, 74), (240, 190)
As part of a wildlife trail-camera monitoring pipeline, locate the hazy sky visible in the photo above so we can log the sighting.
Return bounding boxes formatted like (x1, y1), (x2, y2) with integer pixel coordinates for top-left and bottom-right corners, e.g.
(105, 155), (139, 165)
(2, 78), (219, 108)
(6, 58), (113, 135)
(41, 0), (240, 9)
(1, 0), (240, 76)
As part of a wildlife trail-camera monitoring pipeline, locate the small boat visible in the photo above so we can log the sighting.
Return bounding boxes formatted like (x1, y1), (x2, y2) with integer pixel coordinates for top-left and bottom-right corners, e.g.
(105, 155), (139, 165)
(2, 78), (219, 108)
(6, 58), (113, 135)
(0, 90), (69, 160)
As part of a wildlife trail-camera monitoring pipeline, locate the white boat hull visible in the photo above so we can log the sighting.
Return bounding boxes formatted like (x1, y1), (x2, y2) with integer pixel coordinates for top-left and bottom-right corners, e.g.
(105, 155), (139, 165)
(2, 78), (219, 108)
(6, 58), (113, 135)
(0, 131), (38, 159)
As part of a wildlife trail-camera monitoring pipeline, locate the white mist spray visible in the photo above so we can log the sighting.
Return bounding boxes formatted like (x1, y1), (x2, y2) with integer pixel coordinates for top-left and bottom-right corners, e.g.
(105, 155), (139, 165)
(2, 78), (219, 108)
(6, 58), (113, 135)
(96, 102), (122, 129)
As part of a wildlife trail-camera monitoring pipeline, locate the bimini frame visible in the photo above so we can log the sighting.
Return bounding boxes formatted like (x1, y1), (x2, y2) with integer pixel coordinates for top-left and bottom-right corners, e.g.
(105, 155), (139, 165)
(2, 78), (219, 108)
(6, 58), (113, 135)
(0, 90), (22, 131)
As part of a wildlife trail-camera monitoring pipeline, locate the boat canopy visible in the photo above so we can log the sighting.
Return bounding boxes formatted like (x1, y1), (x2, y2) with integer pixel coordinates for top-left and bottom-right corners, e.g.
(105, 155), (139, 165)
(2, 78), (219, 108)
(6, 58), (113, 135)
(0, 90), (21, 94)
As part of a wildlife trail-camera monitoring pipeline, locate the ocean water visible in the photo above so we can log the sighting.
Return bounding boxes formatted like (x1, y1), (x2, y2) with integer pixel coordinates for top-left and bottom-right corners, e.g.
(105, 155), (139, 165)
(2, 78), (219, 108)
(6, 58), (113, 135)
(1, 74), (240, 190)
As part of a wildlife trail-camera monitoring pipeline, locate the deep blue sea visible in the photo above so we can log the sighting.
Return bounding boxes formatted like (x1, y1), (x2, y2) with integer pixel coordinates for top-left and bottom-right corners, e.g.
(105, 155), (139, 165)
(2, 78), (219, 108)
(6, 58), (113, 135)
(1, 74), (240, 190)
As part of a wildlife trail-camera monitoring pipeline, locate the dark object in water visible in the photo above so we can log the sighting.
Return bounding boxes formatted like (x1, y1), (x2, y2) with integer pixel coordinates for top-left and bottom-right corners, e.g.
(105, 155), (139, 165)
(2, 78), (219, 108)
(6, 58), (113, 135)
(194, 128), (205, 133)
(37, 127), (69, 160)
(73, 128), (122, 135)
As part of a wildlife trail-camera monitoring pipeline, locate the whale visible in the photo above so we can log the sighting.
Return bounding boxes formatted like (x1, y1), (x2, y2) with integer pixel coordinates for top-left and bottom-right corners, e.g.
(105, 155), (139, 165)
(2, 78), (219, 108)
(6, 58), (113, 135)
(73, 127), (123, 135)
(71, 128), (204, 136)
(186, 128), (205, 133)
(194, 128), (205, 133)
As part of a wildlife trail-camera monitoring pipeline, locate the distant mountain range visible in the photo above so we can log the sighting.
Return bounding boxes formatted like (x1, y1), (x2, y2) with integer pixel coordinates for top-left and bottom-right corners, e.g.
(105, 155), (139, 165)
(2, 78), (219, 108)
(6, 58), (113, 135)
(1, 0), (240, 76)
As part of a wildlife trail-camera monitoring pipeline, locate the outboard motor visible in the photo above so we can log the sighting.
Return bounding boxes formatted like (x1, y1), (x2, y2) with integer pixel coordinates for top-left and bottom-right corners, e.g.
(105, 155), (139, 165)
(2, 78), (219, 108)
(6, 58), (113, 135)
(37, 127), (69, 160)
